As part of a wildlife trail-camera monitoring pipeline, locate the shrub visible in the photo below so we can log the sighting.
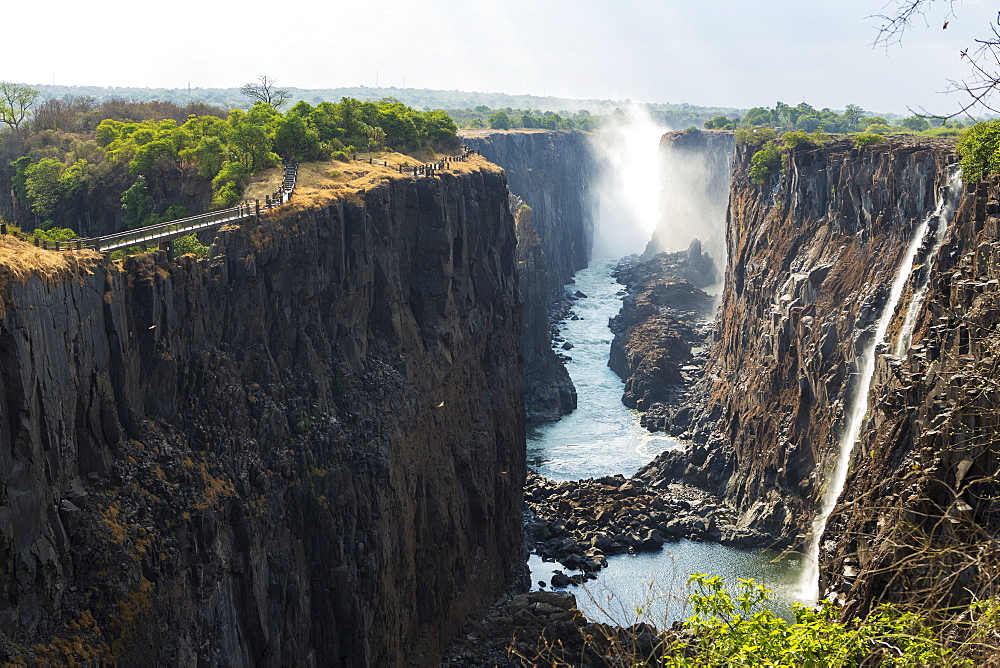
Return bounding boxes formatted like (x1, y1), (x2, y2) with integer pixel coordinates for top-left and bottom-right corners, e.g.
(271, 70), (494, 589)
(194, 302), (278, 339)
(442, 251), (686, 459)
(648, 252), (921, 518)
(736, 126), (777, 148)
(782, 131), (824, 150)
(749, 144), (781, 184)
(331, 150), (350, 162)
(956, 120), (1000, 182)
(854, 133), (886, 147)
(173, 233), (210, 259)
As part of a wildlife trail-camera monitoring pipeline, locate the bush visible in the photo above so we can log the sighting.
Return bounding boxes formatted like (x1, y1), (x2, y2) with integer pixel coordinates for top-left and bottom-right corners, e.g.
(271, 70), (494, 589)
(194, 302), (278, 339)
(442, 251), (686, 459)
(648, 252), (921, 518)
(736, 126), (777, 148)
(956, 120), (1000, 182)
(331, 150), (350, 162)
(173, 233), (210, 259)
(749, 144), (782, 184)
(782, 131), (825, 150)
(854, 133), (887, 147)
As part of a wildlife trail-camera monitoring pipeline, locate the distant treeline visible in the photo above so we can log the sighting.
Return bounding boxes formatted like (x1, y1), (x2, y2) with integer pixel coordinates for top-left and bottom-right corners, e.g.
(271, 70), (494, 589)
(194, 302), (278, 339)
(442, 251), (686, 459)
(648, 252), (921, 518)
(703, 101), (972, 136)
(0, 92), (458, 239)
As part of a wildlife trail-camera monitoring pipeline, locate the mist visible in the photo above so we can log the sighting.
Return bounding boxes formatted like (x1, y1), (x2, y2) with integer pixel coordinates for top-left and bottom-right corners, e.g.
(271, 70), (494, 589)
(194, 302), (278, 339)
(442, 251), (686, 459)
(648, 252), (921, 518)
(648, 134), (732, 272)
(589, 105), (669, 258)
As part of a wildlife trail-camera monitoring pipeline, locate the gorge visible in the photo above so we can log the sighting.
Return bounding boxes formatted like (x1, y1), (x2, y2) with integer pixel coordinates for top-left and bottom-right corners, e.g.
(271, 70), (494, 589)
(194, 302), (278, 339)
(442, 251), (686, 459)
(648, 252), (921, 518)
(2, 115), (999, 665)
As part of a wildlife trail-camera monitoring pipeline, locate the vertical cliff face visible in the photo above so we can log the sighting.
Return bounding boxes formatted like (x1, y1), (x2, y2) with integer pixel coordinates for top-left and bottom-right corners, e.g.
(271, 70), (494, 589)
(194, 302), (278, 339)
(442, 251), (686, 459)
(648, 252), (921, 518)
(641, 138), (957, 542)
(462, 130), (594, 292)
(821, 174), (1000, 620)
(0, 164), (525, 665)
(462, 130), (595, 422)
(646, 130), (734, 268)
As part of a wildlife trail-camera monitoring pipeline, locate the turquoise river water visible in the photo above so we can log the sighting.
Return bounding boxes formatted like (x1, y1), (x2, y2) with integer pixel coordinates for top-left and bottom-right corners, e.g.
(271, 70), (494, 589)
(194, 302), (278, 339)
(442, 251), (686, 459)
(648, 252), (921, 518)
(527, 258), (803, 625)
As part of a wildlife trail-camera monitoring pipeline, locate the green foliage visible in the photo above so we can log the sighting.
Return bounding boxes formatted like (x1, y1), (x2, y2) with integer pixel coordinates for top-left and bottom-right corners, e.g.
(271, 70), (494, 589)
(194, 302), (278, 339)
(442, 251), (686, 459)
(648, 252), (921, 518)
(736, 126), (777, 148)
(900, 116), (931, 132)
(32, 226), (78, 243)
(24, 158), (85, 219)
(684, 126), (700, 133)
(0, 81), (39, 129)
(488, 110), (512, 130)
(749, 144), (781, 184)
(854, 133), (887, 147)
(120, 176), (151, 229)
(957, 120), (1000, 182)
(782, 131), (826, 150)
(704, 115), (733, 130)
(864, 123), (892, 136)
(664, 574), (957, 666)
(173, 233), (210, 259)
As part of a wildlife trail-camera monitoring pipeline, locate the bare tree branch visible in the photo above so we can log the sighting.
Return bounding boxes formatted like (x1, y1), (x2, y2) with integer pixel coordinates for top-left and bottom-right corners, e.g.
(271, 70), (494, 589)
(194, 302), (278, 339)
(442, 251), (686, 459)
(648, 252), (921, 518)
(240, 75), (290, 110)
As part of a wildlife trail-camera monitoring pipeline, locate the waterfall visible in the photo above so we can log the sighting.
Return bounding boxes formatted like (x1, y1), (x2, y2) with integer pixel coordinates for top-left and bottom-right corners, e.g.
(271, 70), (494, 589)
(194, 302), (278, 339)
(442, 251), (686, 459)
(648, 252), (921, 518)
(797, 167), (963, 603)
(893, 168), (963, 356)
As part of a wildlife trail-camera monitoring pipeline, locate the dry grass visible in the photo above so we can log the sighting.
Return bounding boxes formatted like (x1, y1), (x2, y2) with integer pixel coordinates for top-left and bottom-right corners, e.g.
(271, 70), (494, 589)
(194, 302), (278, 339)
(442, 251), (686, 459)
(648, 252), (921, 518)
(0, 235), (101, 318)
(258, 152), (500, 215)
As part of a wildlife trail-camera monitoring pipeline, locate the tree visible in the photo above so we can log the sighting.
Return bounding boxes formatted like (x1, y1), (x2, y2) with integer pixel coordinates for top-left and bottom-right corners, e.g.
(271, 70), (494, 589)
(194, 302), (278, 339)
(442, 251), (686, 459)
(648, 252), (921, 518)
(842, 104), (866, 131)
(900, 115), (931, 131)
(873, 1), (1000, 116)
(488, 110), (512, 130)
(0, 81), (39, 130)
(240, 75), (290, 110)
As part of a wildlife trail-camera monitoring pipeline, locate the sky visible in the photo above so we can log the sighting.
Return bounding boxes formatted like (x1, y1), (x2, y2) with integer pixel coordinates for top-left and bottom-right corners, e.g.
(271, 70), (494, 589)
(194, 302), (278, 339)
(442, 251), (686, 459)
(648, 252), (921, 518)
(7, 0), (998, 115)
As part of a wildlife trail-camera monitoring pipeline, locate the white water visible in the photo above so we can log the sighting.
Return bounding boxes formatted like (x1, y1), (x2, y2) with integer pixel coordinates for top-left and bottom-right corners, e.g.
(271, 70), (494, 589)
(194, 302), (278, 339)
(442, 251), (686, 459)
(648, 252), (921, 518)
(528, 262), (802, 624)
(893, 168), (963, 356)
(798, 170), (962, 602)
(588, 105), (667, 257)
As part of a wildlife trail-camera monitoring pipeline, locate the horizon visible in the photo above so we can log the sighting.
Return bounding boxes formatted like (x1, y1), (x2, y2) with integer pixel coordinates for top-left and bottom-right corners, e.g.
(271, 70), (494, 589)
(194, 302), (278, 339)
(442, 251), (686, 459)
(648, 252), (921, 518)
(7, 1), (999, 118)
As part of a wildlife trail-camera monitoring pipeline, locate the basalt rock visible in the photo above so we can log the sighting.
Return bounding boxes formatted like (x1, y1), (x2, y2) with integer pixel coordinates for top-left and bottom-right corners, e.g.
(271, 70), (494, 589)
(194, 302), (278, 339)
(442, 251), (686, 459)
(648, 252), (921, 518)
(638, 137), (959, 546)
(463, 130), (595, 423)
(0, 165), (525, 665)
(820, 173), (1000, 621)
(609, 242), (717, 420)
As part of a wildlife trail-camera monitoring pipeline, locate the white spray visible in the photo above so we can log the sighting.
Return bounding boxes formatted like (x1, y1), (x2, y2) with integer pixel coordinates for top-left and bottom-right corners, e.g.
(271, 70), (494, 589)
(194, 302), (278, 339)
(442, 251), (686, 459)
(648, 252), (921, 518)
(893, 168), (963, 356)
(588, 105), (668, 257)
(797, 169), (962, 603)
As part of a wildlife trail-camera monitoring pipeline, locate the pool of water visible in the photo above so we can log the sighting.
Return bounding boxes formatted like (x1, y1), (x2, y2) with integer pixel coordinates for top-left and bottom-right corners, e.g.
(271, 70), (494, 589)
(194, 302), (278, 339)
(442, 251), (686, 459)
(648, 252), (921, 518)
(527, 259), (804, 625)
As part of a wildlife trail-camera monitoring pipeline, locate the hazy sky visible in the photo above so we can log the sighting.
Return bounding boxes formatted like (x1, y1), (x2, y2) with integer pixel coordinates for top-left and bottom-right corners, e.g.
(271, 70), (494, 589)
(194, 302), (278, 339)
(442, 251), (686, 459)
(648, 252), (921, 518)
(9, 0), (997, 115)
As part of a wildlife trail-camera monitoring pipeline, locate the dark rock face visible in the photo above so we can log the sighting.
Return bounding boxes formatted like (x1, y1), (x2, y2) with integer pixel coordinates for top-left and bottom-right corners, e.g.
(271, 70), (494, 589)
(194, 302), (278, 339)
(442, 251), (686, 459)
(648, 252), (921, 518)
(646, 130), (734, 266)
(639, 138), (958, 544)
(463, 131), (595, 423)
(513, 199), (577, 422)
(609, 241), (718, 422)
(0, 168), (525, 665)
(821, 174), (1000, 621)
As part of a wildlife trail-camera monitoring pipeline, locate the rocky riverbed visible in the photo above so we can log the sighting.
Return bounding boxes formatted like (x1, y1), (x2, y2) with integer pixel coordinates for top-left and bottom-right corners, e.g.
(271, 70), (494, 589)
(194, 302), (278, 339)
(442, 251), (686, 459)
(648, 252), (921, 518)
(609, 242), (719, 436)
(524, 470), (779, 588)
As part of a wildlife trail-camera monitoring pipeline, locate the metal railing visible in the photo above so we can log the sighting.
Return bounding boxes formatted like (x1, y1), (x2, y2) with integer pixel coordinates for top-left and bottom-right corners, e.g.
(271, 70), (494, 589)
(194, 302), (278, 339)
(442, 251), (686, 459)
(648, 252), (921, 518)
(30, 160), (298, 253)
(16, 149), (479, 254)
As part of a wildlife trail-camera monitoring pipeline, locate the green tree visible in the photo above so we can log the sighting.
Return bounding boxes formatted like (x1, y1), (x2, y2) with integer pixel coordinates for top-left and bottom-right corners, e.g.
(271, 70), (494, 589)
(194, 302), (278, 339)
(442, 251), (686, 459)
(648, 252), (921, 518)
(24, 158), (67, 218)
(842, 104), (866, 131)
(956, 119), (1000, 182)
(0, 81), (39, 129)
(121, 176), (152, 229)
(742, 106), (772, 127)
(900, 116), (931, 132)
(704, 115), (731, 130)
(273, 113), (321, 160)
(488, 110), (512, 130)
(227, 106), (276, 172)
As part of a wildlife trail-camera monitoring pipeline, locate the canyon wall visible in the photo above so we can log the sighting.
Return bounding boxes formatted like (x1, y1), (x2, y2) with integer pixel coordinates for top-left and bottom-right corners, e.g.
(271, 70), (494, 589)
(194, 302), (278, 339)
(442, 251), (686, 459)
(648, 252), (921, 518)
(645, 130), (734, 269)
(639, 137), (958, 543)
(462, 130), (595, 422)
(821, 173), (1000, 620)
(0, 163), (525, 665)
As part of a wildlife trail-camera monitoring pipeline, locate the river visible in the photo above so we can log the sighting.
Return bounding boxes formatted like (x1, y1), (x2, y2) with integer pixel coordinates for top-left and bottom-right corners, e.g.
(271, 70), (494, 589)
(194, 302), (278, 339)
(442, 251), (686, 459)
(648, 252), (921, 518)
(527, 258), (803, 626)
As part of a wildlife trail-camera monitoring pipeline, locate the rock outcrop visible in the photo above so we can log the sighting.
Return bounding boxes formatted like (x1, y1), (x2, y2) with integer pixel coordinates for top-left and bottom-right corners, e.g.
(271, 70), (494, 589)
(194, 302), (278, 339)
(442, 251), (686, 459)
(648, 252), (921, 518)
(0, 162), (525, 665)
(609, 241), (718, 423)
(639, 137), (958, 544)
(462, 130), (595, 422)
(820, 173), (1000, 622)
(645, 130), (734, 267)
